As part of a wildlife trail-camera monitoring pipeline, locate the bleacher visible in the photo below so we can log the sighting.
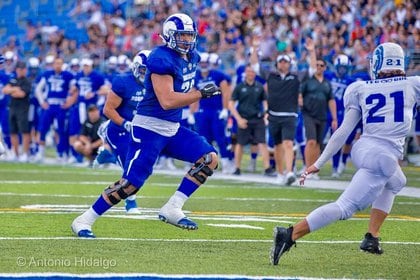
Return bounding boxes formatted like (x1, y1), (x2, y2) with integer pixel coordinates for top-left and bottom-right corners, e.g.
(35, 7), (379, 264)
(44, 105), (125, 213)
(0, 0), (89, 52)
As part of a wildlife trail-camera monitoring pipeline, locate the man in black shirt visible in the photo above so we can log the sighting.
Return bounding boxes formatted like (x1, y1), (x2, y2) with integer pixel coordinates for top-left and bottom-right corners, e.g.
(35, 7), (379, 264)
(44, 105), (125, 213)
(267, 54), (300, 185)
(3, 61), (32, 162)
(229, 65), (276, 176)
(72, 104), (105, 164)
(299, 43), (337, 179)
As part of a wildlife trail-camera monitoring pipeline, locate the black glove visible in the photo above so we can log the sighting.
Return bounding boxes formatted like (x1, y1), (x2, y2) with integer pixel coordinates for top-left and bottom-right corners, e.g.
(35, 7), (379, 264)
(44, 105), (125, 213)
(199, 83), (221, 98)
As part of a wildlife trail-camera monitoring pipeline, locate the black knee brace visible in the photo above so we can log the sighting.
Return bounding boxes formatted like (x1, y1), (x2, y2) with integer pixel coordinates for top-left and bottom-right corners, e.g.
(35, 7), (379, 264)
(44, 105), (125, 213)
(188, 153), (214, 184)
(104, 179), (138, 205)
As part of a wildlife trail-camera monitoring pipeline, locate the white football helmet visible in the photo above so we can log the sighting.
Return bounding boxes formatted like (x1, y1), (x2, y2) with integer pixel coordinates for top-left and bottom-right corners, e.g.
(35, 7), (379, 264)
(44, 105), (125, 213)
(161, 13), (197, 54)
(209, 53), (222, 67)
(131, 50), (151, 83)
(334, 54), (351, 77)
(28, 57), (40, 68)
(199, 52), (210, 72)
(334, 54), (350, 66)
(370, 42), (405, 79)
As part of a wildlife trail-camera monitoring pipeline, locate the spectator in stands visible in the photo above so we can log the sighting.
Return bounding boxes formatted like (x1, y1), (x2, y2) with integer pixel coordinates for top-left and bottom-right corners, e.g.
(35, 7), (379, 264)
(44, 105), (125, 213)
(72, 104), (104, 164)
(2, 61), (31, 162)
(229, 65), (276, 177)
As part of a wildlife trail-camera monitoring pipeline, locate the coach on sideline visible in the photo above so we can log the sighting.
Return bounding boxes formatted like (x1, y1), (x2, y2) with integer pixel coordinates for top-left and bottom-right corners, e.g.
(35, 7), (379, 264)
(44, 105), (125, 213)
(3, 61), (31, 162)
(266, 54), (300, 185)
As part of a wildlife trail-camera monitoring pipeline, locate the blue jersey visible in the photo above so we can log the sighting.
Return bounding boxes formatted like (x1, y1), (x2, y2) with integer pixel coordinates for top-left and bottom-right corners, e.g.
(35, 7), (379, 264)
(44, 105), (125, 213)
(351, 71), (371, 82)
(195, 69), (231, 111)
(137, 46), (200, 122)
(0, 72), (10, 107)
(74, 71), (105, 104)
(111, 73), (146, 124)
(40, 70), (74, 101)
(324, 71), (354, 120)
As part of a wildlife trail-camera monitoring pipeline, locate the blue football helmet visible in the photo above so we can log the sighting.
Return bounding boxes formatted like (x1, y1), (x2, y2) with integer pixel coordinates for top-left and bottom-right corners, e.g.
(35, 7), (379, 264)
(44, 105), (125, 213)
(369, 42), (405, 79)
(161, 13), (197, 54)
(131, 50), (151, 83)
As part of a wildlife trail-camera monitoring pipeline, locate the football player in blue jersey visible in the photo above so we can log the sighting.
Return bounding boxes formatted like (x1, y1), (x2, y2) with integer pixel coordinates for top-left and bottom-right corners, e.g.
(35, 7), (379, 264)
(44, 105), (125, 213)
(68, 58), (106, 163)
(95, 49), (151, 213)
(0, 54), (11, 158)
(34, 57), (77, 162)
(324, 54), (355, 177)
(71, 13), (221, 238)
(193, 52), (234, 173)
(27, 57), (42, 159)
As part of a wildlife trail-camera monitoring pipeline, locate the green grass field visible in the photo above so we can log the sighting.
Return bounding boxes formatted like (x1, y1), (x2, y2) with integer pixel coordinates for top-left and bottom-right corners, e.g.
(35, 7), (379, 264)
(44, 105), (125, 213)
(0, 161), (419, 279)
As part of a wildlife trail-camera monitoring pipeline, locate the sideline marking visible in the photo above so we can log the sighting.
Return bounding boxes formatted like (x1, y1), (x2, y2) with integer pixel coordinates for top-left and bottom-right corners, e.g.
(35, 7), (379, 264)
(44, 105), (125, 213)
(0, 236), (419, 246)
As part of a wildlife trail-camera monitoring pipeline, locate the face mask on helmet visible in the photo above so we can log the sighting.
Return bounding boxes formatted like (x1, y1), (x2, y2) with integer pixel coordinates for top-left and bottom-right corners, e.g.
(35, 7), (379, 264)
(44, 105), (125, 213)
(369, 42), (405, 79)
(334, 54), (351, 77)
(161, 13), (197, 55)
(131, 50), (151, 83)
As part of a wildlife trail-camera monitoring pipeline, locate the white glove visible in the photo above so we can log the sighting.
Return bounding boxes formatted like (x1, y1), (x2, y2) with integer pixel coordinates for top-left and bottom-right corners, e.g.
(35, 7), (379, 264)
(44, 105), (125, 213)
(187, 114), (195, 125)
(218, 108), (229, 120)
(122, 120), (132, 132)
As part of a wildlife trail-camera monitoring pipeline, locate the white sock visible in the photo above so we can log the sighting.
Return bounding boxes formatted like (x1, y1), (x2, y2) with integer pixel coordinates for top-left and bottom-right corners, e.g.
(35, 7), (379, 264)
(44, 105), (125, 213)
(38, 145), (45, 156)
(168, 191), (188, 208)
(80, 207), (100, 225)
(126, 194), (136, 201)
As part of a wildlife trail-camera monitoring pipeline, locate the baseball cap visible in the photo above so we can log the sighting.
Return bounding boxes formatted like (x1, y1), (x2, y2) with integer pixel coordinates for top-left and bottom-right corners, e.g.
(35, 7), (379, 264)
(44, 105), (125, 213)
(15, 61), (27, 69)
(276, 54), (291, 63)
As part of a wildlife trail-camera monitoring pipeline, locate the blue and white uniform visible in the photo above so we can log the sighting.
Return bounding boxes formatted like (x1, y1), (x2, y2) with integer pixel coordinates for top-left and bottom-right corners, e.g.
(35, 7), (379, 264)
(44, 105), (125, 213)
(106, 73), (145, 166)
(0, 71), (11, 150)
(124, 46), (216, 188)
(37, 70), (74, 157)
(69, 70), (105, 136)
(195, 69), (231, 159)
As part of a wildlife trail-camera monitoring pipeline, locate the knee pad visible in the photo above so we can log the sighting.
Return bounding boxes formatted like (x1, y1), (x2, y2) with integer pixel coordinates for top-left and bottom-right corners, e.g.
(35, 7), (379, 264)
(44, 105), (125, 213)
(188, 153), (215, 184)
(104, 179), (139, 205)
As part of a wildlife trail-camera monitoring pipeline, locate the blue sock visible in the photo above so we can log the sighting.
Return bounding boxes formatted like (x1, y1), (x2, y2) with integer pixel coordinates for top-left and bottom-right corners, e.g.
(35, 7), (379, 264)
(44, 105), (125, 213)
(300, 145), (306, 164)
(251, 152), (257, 160)
(177, 177), (200, 197)
(92, 195), (112, 216)
(342, 153), (349, 164)
(332, 151), (341, 170)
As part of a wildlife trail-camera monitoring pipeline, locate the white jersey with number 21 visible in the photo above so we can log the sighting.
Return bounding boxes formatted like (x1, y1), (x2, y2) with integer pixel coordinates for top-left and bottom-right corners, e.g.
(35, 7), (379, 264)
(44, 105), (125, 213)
(344, 76), (420, 157)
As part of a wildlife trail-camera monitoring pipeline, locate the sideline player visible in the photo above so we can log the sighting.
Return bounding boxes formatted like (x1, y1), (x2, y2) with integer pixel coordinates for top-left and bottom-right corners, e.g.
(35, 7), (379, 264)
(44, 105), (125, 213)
(270, 42), (420, 265)
(71, 13), (221, 238)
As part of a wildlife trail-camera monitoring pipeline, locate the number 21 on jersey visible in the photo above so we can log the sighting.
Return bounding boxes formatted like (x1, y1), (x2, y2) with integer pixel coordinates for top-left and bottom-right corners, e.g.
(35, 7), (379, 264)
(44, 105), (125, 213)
(366, 91), (404, 123)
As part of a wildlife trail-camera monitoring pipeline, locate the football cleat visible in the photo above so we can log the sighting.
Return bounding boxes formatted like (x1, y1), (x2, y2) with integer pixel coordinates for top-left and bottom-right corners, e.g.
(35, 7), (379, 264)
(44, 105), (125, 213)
(125, 199), (141, 214)
(158, 204), (198, 230)
(285, 172), (296, 186)
(71, 216), (96, 238)
(360, 232), (383, 254)
(270, 226), (296, 265)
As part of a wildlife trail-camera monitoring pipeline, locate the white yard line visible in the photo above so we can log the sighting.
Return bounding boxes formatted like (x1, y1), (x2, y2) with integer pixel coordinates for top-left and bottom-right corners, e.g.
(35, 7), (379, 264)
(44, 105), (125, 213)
(0, 236), (419, 245)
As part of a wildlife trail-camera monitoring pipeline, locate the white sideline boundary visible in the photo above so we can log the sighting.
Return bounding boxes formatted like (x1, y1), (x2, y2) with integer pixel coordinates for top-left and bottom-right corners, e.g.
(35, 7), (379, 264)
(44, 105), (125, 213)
(0, 272), (380, 280)
(0, 236), (419, 245)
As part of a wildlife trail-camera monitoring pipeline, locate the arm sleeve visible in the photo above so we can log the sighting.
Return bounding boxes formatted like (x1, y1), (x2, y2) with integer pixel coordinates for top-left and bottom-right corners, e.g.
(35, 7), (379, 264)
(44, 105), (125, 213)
(314, 108), (361, 169)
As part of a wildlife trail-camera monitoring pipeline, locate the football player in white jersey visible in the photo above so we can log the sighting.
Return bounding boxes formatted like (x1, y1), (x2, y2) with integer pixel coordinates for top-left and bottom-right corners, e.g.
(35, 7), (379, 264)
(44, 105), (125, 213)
(270, 42), (420, 265)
